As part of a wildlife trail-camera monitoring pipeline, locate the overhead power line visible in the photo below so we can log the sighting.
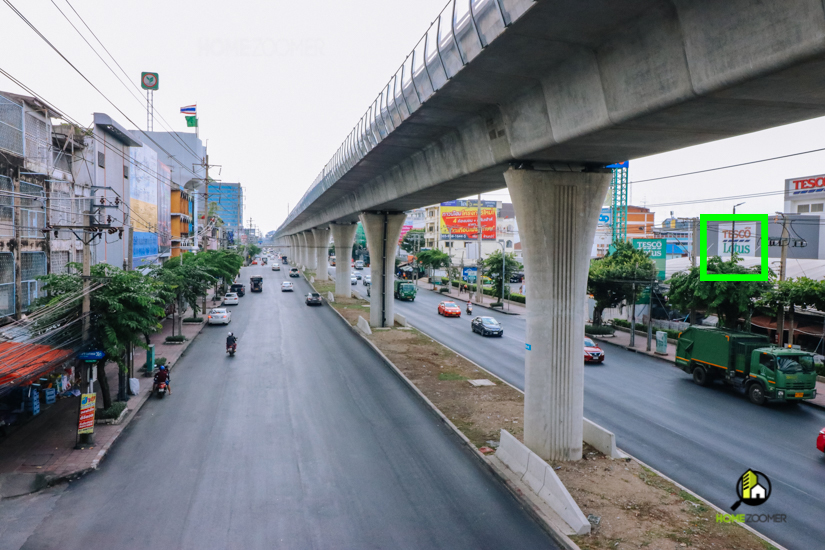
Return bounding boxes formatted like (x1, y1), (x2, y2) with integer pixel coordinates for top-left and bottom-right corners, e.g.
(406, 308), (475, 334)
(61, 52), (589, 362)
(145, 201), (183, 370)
(2, 0), (198, 179)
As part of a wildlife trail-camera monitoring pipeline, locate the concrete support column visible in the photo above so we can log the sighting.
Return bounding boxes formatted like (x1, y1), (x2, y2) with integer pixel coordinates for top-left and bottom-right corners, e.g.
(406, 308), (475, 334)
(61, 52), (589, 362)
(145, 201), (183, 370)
(303, 230), (317, 271)
(505, 168), (611, 461)
(330, 223), (357, 298)
(287, 235), (297, 264)
(360, 212), (407, 328)
(297, 232), (308, 270)
(312, 226), (329, 281)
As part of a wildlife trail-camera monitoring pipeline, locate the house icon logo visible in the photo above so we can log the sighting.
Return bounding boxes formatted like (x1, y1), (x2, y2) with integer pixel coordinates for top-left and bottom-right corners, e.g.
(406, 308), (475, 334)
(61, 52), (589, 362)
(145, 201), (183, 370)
(731, 469), (771, 511)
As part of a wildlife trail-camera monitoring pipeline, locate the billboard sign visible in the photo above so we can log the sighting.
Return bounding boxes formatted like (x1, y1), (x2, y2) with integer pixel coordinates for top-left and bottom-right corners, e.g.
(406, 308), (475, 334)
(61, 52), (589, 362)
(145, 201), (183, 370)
(785, 173), (825, 199)
(633, 238), (666, 281)
(439, 200), (497, 241)
(598, 207), (611, 226)
(718, 222), (757, 257)
(462, 267), (478, 282)
(140, 72), (159, 90)
(398, 224), (413, 244)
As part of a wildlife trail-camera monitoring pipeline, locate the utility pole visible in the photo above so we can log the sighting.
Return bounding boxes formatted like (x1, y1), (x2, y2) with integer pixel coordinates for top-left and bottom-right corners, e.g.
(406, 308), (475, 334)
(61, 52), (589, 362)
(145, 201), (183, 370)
(730, 202), (745, 256)
(629, 263), (638, 348)
(476, 194), (483, 304)
(776, 212), (790, 346)
(646, 280), (655, 352)
(203, 153), (209, 250)
(691, 217), (699, 268)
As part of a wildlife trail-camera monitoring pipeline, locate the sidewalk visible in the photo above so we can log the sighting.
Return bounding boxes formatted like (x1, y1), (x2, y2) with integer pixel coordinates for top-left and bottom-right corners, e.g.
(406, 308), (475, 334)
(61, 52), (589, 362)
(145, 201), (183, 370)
(590, 328), (825, 410)
(0, 301), (214, 497)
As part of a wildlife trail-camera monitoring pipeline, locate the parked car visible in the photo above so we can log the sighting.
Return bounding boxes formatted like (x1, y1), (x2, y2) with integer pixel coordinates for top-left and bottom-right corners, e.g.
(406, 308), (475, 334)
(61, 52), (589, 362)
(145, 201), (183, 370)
(305, 292), (322, 306)
(584, 337), (605, 364)
(471, 316), (503, 337)
(438, 301), (461, 317)
(272, 263), (280, 271)
(363, 275), (371, 286)
(230, 283), (245, 297)
(289, 268), (300, 278)
(281, 282), (294, 292)
(223, 292), (240, 305)
(350, 276), (358, 285)
(207, 308), (231, 325)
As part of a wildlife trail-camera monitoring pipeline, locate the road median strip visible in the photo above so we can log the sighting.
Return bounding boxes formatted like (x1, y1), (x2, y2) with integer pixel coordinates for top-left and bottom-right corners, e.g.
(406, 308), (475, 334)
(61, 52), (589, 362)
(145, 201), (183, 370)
(307, 274), (786, 550)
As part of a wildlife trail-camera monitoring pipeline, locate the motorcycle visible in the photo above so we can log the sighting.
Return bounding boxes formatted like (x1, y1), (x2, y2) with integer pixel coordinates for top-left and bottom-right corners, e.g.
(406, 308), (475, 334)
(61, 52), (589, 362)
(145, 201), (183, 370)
(227, 343), (237, 357)
(466, 303), (473, 315)
(155, 381), (167, 399)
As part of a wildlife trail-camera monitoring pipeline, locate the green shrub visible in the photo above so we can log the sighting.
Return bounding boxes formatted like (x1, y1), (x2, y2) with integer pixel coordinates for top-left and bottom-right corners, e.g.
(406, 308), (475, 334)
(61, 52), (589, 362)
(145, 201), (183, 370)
(165, 335), (186, 343)
(182, 317), (203, 323)
(155, 357), (168, 367)
(585, 325), (615, 335)
(98, 401), (127, 420)
(490, 302), (504, 308)
(438, 287), (450, 293)
(510, 293), (525, 304)
(817, 362), (825, 377)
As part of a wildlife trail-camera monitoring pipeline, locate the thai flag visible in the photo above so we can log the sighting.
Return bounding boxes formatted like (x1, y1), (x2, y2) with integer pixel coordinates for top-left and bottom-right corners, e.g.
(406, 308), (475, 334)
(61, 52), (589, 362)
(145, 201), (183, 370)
(180, 105), (197, 116)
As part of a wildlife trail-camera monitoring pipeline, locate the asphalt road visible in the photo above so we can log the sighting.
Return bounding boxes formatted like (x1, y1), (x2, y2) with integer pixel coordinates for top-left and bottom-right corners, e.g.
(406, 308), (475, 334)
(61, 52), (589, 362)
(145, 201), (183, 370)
(342, 267), (825, 550)
(6, 265), (556, 550)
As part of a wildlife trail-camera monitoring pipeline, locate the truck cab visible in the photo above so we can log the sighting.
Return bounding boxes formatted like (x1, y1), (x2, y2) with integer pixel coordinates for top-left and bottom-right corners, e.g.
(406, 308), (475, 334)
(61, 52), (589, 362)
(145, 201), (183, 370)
(675, 327), (817, 405)
(394, 280), (417, 301)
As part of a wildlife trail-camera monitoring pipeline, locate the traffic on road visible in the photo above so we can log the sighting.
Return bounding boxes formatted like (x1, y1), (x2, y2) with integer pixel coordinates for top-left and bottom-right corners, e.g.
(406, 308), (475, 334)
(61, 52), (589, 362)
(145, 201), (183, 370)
(335, 265), (825, 550)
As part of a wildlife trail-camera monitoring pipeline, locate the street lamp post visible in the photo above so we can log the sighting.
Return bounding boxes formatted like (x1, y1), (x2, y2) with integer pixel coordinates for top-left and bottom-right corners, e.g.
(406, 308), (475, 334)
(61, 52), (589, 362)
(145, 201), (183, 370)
(730, 202), (745, 256)
(497, 240), (506, 309)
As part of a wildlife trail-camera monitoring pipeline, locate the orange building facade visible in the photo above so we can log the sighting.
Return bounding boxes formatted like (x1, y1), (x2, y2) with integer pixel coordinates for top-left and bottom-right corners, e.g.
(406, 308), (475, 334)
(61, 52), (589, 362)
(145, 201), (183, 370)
(170, 188), (193, 258)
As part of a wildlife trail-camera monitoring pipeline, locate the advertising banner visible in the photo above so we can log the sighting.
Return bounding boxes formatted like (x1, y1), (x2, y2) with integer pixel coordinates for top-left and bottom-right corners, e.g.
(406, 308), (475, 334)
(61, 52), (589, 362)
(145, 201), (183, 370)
(718, 222), (757, 257)
(598, 207), (611, 226)
(785, 173), (825, 200)
(633, 238), (666, 281)
(439, 200), (497, 241)
(398, 224), (413, 244)
(78, 393), (97, 435)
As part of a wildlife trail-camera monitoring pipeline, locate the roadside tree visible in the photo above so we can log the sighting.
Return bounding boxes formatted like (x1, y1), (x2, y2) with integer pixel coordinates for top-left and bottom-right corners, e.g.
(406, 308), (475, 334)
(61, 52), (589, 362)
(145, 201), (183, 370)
(667, 255), (773, 330)
(587, 241), (656, 325)
(482, 250), (522, 301)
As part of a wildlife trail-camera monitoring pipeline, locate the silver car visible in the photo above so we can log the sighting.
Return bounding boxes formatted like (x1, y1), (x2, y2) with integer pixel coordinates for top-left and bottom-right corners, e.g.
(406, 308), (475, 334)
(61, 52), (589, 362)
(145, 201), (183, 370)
(207, 308), (231, 325)
(363, 275), (371, 286)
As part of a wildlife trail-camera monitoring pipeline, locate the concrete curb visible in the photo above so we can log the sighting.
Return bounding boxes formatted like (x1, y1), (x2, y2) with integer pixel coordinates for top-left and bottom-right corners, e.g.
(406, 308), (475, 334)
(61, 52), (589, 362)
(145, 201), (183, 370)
(44, 320), (208, 489)
(309, 279), (580, 550)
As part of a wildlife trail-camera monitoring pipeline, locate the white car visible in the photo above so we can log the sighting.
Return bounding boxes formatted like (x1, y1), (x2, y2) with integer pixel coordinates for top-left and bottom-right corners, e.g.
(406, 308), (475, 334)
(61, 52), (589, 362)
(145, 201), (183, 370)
(363, 275), (371, 286)
(281, 281), (294, 292)
(351, 276), (358, 285)
(272, 263), (280, 271)
(207, 308), (231, 325)
(223, 292), (239, 305)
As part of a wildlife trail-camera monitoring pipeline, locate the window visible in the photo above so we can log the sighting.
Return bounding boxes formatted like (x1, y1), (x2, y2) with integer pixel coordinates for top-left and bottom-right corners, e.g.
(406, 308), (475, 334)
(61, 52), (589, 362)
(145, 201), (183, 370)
(97, 151), (105, 168)
(797, 204), (810, 213)
(812, 203), (824, 213)
(506, 240), (513, 248)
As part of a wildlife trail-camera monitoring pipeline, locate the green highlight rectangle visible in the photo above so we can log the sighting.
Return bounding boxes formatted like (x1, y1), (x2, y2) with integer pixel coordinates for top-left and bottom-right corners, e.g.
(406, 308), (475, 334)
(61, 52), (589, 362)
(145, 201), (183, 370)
(699, 214), (769, 281)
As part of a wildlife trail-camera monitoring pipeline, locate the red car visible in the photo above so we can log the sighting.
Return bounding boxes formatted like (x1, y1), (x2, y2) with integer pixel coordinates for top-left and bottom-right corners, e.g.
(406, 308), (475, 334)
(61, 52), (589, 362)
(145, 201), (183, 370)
(438, 301), (462, 317)
(584, 337), (605, 363)
(818, 427), (825, 453)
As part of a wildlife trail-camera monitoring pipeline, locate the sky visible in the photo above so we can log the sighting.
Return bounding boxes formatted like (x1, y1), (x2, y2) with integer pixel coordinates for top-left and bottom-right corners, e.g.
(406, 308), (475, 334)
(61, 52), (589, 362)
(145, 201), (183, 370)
(4, 0), (825, 235)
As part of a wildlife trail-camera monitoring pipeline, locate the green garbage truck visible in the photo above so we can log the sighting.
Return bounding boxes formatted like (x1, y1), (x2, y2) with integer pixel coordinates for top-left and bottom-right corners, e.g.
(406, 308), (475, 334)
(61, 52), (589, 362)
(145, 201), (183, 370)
(675, 326), (818, 405)
(393, 280), (417, 301)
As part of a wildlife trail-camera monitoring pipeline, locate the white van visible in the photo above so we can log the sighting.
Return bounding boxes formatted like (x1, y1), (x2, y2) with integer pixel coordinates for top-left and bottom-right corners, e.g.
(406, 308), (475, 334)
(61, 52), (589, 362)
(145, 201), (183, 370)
(354, 260), (364, 270)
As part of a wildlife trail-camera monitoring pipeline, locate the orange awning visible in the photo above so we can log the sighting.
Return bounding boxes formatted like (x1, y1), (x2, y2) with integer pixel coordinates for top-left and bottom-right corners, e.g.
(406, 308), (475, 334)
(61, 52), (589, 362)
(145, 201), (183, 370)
(0, 342), (75, 394)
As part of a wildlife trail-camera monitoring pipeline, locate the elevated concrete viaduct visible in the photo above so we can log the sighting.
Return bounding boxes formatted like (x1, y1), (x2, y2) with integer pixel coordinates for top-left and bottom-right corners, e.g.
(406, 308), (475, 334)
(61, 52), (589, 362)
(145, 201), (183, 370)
(275, 0), (825, 461)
